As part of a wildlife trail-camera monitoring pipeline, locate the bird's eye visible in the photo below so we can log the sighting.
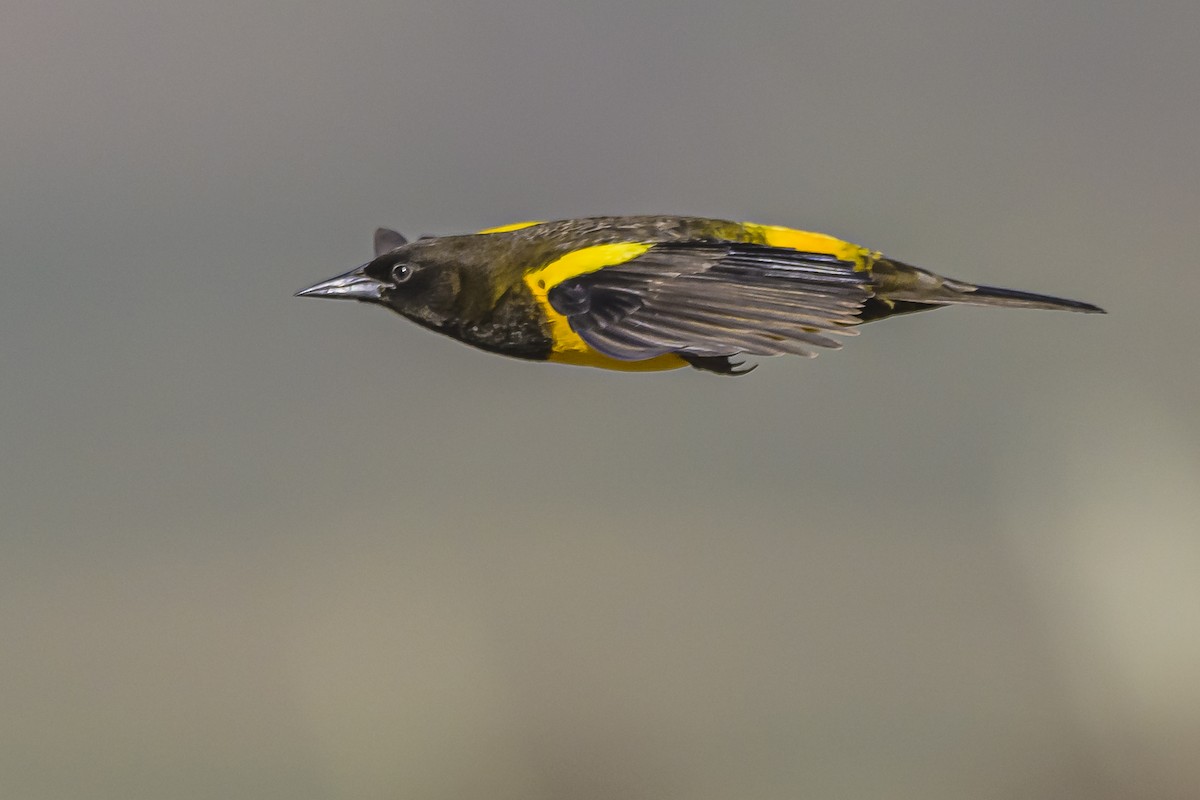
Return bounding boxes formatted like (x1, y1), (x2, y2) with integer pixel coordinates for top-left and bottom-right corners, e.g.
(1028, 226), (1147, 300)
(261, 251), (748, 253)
(391, 263), (413, 283)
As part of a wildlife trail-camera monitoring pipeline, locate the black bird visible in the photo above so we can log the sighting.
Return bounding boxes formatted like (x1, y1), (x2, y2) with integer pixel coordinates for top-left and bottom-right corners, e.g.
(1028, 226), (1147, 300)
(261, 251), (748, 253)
(297, 216), (1104, 375)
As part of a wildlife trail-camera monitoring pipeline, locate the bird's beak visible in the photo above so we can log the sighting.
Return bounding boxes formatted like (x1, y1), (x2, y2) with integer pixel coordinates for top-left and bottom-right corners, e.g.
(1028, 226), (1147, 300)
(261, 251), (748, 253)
(295, 267), (382, 301)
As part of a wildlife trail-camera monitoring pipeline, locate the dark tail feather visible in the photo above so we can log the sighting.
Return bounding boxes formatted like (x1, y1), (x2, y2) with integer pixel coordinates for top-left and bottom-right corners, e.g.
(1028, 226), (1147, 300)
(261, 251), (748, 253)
(873, 258), (1105, 315)
(949, 281), (1106, 314)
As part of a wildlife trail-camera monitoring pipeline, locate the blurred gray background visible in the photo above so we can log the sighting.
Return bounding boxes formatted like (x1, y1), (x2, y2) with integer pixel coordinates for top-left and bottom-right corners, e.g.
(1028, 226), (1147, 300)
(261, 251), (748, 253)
(3, 1), (1197, 798)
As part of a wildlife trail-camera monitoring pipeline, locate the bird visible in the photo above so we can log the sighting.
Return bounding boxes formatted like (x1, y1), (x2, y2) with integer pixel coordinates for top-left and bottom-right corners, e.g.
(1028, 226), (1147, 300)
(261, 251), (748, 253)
(296, 216), (1104, 375)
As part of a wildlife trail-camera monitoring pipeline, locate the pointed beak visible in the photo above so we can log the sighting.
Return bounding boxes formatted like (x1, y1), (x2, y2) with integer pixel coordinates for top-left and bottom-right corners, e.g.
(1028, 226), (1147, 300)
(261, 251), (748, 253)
(295, 267), (383, 301)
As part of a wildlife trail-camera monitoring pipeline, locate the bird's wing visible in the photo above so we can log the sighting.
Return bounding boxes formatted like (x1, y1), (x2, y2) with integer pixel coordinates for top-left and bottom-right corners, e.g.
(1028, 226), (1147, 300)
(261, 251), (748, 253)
(546, 242), (873, 361)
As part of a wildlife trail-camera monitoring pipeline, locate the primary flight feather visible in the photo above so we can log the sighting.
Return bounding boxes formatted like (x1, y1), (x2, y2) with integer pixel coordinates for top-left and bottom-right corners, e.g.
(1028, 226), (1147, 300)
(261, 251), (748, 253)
(296, 216), (1103, 375)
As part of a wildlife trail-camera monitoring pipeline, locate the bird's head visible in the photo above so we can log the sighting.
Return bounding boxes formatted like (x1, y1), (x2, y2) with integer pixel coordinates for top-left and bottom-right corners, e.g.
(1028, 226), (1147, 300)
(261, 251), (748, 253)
(296, 228), (464, 331)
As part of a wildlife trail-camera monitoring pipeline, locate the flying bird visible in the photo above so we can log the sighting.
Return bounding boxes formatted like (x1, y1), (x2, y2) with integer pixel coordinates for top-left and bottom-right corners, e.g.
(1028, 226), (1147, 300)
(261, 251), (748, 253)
(296, 216), (1103, 375)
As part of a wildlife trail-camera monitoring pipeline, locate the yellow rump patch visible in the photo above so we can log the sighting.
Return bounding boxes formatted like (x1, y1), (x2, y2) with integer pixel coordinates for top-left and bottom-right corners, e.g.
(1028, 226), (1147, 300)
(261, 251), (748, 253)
(524, 242), (686, 372)
(476, 220), (543, 234)
(742, 222), (879, 271)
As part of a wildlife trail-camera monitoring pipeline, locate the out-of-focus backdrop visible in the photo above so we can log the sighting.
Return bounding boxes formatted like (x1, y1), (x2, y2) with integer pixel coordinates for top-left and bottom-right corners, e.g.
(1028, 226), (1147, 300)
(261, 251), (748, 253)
(3, 2), (1197, 798)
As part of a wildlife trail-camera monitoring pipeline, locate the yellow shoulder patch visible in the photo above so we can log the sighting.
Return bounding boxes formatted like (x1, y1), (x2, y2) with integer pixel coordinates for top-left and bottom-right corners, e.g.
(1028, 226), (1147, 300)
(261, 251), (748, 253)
(523, 242), (685, 371)
(525, 242), (653, 293)
(476, 220), (543, 234)
(742, 222), (879, 271)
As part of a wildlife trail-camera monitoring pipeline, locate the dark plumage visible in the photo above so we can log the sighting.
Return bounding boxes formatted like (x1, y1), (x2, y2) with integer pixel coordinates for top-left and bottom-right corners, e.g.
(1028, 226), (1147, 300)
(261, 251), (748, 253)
(297, 216), (1103, 374)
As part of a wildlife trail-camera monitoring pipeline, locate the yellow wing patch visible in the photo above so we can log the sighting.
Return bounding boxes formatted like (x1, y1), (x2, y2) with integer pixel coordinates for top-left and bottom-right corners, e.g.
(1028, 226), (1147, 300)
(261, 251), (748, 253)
(526, 241), (653, 292)
(524, 242), (686, 371)
(476, 220), (543, 234)
(742, 222), (879, 271)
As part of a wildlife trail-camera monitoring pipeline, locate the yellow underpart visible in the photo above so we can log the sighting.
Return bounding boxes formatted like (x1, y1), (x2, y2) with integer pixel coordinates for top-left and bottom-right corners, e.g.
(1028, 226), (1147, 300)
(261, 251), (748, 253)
(476, 220), (543, 234)
(524, 242), (686, 371)
(742, 223), (879, 270)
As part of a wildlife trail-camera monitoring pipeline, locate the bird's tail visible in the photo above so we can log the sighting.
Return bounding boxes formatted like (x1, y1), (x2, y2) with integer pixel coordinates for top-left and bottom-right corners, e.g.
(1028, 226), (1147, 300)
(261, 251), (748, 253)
(875, 258), (1106, 314)
(936, 279), (1105, 313)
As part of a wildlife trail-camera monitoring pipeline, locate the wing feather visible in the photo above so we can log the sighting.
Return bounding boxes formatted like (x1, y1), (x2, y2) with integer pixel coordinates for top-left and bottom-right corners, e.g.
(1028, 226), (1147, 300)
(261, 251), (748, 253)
(547, 241), (873, 362)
